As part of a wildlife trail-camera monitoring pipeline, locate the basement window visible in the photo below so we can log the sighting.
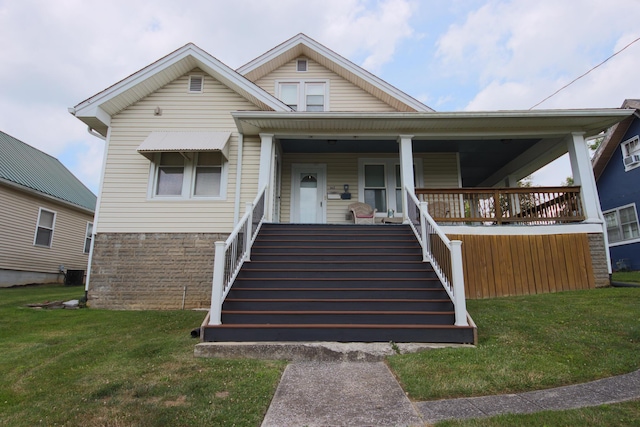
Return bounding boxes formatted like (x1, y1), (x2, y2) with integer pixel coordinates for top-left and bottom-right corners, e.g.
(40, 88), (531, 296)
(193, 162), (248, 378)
(188, 74), (204, 93)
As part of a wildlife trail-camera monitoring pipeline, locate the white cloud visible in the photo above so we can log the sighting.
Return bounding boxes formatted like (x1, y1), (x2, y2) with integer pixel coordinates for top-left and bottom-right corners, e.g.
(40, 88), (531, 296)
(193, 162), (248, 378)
(0, 0), (417, 193)
(435, 0), (640, 110)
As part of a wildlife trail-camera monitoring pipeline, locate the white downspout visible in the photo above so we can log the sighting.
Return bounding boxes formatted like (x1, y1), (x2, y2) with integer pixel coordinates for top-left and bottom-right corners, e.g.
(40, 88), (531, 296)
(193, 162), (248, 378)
(84, 126), (110, 299)
(233, 133), (244, 225)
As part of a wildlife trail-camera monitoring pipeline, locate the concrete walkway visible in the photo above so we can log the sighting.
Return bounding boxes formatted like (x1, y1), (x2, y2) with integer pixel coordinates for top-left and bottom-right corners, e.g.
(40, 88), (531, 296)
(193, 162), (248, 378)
(196, 342), (640, 426)
(261, 362), (640, 426)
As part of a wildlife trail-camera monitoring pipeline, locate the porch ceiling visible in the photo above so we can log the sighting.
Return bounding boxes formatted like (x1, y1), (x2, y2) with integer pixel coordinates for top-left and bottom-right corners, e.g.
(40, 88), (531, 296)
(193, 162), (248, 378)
(232, 109), (633, 138)
(279, 137), (540, 187)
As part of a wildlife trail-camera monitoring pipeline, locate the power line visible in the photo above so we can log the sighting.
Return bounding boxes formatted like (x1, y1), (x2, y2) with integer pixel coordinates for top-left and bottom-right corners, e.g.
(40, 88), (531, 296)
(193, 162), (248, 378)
(529, 36), (640, 110)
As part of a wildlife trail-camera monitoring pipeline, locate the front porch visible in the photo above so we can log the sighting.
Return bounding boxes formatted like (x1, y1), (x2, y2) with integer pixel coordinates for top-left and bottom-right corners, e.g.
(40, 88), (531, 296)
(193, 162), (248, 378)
(201, 110), (628, 343)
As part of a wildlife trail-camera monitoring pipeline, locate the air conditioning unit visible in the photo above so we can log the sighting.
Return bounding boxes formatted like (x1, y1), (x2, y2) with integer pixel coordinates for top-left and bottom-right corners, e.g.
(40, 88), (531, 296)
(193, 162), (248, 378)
(623, 154), (640, 167)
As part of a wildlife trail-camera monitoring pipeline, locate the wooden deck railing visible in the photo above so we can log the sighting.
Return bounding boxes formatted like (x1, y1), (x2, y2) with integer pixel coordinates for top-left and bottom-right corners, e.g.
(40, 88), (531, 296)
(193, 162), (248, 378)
(415, 186), (585, 225)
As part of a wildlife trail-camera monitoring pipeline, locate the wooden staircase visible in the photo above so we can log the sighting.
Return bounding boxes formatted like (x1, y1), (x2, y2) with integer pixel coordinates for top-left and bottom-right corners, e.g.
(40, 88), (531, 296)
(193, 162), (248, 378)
(202, 223), (476, 344)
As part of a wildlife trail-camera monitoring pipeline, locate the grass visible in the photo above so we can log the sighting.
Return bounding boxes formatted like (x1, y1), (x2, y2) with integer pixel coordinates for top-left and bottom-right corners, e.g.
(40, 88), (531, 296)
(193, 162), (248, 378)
(435, 400), (640, 427)
(388, 288), (640, 401)
(2, 284), (639, 426)
(613, 270), (640, 283)
(0, 284), (285, 427)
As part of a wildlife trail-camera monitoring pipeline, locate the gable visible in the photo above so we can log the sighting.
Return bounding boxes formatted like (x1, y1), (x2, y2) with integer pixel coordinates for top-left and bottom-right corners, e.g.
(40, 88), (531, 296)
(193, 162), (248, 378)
(238, 33), (432, 113)
(254, 57), (399, 112)
(71, 43), (290, 137)
(593, 99), (640, 180)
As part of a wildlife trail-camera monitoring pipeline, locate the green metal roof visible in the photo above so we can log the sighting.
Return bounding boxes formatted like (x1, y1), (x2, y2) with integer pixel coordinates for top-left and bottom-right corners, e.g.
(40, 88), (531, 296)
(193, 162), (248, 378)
(0, 130), (96, 212)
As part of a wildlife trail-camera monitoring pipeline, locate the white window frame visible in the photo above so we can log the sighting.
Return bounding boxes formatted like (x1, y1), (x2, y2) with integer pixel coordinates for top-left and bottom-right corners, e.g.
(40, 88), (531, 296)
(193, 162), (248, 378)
(276, 79), (329, 112)
(357, 158), (424, 216)
(188, 74), (204, 93)
(604, 203), (640, 246)
(34, 208), (56, 248)
(622, 135), (640, 172)
(84, 222), (93, 254)
(148, 152), (227, 200)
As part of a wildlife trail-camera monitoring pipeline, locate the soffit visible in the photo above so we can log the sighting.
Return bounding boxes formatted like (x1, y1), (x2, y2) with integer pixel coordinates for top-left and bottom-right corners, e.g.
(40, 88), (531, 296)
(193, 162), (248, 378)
(232, 110), (634, 139)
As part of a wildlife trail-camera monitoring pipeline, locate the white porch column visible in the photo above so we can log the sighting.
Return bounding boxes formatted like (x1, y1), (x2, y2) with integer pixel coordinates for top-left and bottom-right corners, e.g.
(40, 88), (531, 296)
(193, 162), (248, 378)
(567, 132), (601, 223)
(398, 135), (415, 220)
(258, 133), (274, 222)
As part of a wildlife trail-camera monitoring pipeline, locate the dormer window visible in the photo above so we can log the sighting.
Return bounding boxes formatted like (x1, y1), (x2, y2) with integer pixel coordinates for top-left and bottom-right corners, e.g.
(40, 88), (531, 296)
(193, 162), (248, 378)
(297, 59), (308, 72)
(188, 74), (204, 93)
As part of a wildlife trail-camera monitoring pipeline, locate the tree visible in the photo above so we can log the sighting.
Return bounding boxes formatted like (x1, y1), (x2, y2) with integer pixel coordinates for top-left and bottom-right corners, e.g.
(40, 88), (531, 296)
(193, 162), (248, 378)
(562, 176), (574, 186)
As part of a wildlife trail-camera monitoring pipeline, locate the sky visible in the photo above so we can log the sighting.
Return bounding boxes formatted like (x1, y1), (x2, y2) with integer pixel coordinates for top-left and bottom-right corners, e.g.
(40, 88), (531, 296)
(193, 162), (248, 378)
(1, 0), (639, 194)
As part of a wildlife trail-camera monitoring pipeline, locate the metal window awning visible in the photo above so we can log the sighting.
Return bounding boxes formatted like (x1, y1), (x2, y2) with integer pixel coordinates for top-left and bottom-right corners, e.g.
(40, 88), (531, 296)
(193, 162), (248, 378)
(137, 131), (231, 160)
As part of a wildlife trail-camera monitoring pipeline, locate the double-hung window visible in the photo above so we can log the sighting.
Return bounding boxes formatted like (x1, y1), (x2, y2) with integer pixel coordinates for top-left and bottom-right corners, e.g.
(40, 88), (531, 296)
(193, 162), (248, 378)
(34, 208), (55, 247)
(84, 222), (93, 254)
(359, 159), (423, 215)
(151, 152), (225, 199)
(156, 152), (185, 196)
(604, 204), (640, 244)
(364, 164), (387, 212)
(622, 135), (640, 171)
(277, 80), (327, 112)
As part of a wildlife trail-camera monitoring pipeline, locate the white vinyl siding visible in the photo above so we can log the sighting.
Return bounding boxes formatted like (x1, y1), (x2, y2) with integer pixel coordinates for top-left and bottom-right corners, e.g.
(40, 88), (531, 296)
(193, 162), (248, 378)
(255, 58), (399, 112)
(279, 152), (459, 224)
(97, 69), (262, 234)
(0, 185), (92, 274)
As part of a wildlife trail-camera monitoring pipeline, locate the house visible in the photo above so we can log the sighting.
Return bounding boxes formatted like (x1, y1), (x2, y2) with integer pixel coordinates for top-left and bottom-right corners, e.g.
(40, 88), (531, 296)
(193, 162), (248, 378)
(0, 130), (96, 287)
(592, 99), (640, 272)
(70, 34), (632, 342)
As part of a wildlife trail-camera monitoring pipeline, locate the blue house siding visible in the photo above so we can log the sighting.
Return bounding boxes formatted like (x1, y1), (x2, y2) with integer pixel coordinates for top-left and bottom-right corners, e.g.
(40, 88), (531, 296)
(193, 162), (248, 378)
(596, 117), (640, 271)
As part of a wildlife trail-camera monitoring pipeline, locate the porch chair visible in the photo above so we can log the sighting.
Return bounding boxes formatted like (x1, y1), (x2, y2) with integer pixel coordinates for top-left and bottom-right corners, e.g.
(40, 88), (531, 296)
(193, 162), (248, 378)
(427, 201), (451, 221)
(349, 202), (377, 224)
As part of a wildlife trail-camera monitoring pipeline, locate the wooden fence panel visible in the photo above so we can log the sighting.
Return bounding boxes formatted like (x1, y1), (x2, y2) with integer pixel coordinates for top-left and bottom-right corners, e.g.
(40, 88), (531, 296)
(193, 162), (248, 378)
(448, 233), (596, 299)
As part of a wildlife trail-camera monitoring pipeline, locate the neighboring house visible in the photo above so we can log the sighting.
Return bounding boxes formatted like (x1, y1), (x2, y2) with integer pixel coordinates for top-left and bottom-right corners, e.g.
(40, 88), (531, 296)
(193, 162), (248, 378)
(592, 99), (640, 272)
(0, 131), (96, 287)
(69, 34), (632, 342)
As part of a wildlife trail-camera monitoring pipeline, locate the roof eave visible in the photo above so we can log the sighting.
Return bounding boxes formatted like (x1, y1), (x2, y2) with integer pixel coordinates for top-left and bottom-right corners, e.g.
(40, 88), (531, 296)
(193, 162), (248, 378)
(0, 178), (95, 215)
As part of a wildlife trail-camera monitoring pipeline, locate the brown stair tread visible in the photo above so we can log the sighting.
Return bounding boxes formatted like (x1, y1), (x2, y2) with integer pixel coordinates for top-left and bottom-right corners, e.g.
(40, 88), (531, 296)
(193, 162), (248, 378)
(209, 323), (469, 329)
(224, 298), (449, 302)
(222, 310), (454, 315)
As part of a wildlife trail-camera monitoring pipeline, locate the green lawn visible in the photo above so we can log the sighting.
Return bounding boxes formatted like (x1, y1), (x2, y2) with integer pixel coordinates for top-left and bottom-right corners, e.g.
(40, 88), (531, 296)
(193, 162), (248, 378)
(389, 288), (640, 401)
(0, 284), (285, 427)
(2, 284), (639, 427)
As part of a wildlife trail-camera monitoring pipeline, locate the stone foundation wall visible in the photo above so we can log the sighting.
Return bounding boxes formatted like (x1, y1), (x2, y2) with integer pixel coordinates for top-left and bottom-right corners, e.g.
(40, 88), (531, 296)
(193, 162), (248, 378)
(588, 233), (610, 288)
(88, 232), (227, 309)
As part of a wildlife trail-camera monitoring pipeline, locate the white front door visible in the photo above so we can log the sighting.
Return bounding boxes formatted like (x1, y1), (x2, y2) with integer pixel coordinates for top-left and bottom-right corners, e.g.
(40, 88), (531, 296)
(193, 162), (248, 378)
(291, 164), (326, 223)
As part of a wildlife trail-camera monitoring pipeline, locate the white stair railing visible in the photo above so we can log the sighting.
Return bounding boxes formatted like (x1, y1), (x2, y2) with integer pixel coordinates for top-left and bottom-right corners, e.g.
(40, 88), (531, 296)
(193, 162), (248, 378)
(209, 186), (267, 325)
(406, 187), (468, 326)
